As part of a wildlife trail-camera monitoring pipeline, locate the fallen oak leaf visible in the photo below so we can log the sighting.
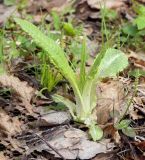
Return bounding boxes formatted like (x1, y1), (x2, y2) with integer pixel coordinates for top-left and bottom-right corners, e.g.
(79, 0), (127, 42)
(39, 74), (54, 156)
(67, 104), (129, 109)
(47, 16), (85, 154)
(0, 74), (36, 113)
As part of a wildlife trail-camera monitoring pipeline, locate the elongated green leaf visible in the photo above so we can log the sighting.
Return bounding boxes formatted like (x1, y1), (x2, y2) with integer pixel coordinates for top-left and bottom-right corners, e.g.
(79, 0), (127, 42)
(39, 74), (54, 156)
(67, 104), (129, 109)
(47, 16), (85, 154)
(52, 94), (76, 119)
(134, 16), (145, 30)
(122, 127), (136, 137)
(14, 18), (84, 111)
(51, 11), (61, 30)
(87, 49), (105, 80)
(14, 18), (76, 83)
(115, 119), (131, 130)
(81, 80), (97, 116)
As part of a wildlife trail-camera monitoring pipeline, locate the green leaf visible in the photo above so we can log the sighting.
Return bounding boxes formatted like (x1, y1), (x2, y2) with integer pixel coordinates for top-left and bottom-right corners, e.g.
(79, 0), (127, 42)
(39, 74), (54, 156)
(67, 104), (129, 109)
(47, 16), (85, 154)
(129, 69), (145, 78)
(96, 48), (128, 79)
(52, 94), (76, 119)
(79, 39), (87, 93)
(14, 18), (82, 97)
(14, 18), (85, 118)
(122, 24), (138, 36)
(0, 65), (5, 75)
(14, 18), (75, 82)
(134, 4), (145, 15)
(134, 16), (145, 30)
(138, 30), (145, 36)
(115, 119), (131, 130)
(63, 22), (76, 36)
(122, 127), (136, 137)
(103, 8), (118, 20)
(89, 124), (103, 141)
(4, 0), (16, 6)
(51, 11), (61, 30)
(81, 80), (97, 117)
(88, 48), (128, 81)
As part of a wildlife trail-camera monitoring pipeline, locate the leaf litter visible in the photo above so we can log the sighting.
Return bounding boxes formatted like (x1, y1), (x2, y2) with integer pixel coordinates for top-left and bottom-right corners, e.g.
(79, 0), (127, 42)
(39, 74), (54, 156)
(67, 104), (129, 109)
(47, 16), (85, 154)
(0, 74), (36, 113)
(0, 0), (145, 159)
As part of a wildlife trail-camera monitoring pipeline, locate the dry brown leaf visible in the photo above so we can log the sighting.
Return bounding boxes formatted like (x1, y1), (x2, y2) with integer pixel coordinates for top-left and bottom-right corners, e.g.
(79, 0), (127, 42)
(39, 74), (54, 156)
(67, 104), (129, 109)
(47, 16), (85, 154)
(95, 80), (125, 124)
(133, 141), (145, 151)
(103, 124), (121, 144)
(36, 110), (71, 126)
(46, 0), (71, 12)
(0, 153), (7, 160)
(87, 0), (125, 9)
(130, 109), (143, 120)
(113, 131), (121, 144)
(138, 0), (145, 3)
(134, 105), (145, 115)
(0, 74), (36, 113)
(0, 109), (21, 135)
(28, 0), (72, 13)
(128, 51), (145, 71)
(25, 127), (114, 159)
(93, 153), (114, 160)
(0, 5), (16, 25)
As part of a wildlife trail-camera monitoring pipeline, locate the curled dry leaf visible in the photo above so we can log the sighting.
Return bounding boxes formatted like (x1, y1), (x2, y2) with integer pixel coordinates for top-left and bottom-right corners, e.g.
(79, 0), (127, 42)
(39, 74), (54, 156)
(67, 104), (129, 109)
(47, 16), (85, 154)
(87, 0), (125, 9)
(0, 74), (36, 113)
(95, 80), (125, 124)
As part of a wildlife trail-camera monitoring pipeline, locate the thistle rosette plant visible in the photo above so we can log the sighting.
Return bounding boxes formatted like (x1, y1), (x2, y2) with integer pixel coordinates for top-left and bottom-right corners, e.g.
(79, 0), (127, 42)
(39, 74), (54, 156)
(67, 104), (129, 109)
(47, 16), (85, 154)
(14, 18), (128, 141)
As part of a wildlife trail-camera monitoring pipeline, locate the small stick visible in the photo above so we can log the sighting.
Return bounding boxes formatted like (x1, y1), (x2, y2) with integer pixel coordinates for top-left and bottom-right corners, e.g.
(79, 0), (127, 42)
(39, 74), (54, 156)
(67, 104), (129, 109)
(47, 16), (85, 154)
(34, 133), (66, 160)
(123, 135), (139, 160)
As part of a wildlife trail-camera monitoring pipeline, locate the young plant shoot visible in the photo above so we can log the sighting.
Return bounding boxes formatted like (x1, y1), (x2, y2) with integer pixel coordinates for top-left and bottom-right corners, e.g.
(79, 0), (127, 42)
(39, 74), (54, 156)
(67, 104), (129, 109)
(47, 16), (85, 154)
(14, 18), (128, 141)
